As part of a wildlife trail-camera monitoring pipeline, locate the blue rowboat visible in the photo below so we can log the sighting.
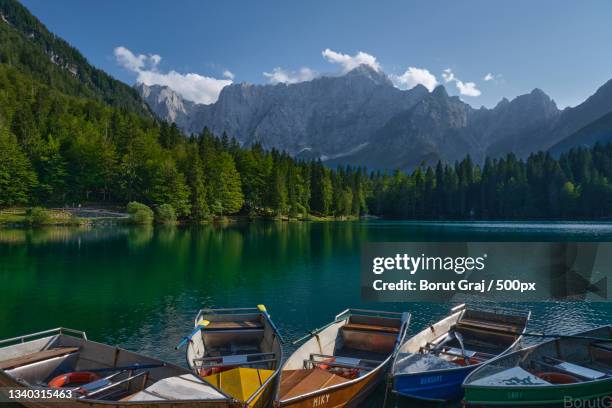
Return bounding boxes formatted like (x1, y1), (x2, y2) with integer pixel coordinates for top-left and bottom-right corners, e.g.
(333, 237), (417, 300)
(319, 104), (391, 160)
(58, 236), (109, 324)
(390, 304), (530, 402)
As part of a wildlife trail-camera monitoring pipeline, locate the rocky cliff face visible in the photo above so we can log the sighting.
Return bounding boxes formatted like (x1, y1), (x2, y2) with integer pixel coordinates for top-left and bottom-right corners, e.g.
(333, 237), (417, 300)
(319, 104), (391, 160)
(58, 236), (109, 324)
(548, 79), (612, 155)
(138, 65), (429, 160)
(138, 65), (612, 170)
(331, 84), (563, 169)
(136, 83), (196, 131)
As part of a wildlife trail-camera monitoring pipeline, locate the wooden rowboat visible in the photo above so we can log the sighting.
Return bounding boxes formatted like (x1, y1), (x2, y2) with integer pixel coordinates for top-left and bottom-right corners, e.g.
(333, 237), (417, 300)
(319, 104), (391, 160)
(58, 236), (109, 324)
(184, 306), (283, 408)
(275, 309), (410, 408)
(391, 304), (530, 402)
(0, 327), (242, 407)
(462, 325), (612, 406)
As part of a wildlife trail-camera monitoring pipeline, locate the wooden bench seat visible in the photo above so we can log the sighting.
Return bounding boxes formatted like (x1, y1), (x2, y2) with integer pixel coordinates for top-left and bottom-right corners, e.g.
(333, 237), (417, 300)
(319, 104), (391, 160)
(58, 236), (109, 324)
(343, 323), (399, 334)
(206, 321), (264, 330)
(0, 347), (79, 370)
(457, 318), (520, 335)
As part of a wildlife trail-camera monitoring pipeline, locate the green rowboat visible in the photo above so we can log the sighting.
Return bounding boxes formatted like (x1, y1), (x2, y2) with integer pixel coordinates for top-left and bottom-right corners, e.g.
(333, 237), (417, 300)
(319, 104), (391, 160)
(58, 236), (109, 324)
(462, 326), (611, 406)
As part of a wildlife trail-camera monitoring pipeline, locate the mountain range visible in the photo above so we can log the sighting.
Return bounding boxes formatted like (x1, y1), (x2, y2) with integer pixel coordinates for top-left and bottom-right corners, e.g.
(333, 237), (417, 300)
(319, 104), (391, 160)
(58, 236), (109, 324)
(2, 0), (611, 171)
(139, 66), (612, 170)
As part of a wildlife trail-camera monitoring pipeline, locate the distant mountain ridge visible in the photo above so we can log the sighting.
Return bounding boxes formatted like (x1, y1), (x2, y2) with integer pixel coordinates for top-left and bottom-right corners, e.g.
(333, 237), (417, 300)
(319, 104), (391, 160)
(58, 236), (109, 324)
(139, 65), (430, 162)
(139, 68), (612, 169)
(548, 79), (612, 155)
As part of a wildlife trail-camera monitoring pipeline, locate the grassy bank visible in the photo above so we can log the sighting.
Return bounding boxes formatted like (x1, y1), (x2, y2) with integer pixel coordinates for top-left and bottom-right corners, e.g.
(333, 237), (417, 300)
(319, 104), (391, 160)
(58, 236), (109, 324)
(0, 206), (362, 228)
(0, 208), (78, 226)
(0, 207), (130, 227)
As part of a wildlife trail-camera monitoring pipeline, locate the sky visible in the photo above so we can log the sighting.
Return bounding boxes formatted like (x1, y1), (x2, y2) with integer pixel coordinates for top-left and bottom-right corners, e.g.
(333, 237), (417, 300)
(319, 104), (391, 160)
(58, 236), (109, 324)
(20, 0), (612, 108)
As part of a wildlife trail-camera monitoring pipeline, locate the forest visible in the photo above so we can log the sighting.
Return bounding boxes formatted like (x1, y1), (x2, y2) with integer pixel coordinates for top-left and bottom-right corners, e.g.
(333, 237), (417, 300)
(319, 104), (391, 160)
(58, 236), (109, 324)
(1, 62), (612, 221)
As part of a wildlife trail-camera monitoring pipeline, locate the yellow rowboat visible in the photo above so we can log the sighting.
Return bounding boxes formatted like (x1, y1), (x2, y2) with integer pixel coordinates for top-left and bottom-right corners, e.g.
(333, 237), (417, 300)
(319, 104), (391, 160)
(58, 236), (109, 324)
(184, 306), (283, 408)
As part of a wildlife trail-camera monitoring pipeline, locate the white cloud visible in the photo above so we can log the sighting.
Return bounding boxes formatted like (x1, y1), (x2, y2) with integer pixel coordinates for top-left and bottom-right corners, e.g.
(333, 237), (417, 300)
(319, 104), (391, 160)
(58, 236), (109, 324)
(263, 67), (316, 84)
(114, 46), (231, 105)
(483, 72), (503, 83)
(441, 68), (481, 97)
(456, 81), (481, 97)
(390, 67), (438, 92)
(114, 46), (161, 72)
(222, 69), (235, 80)
(321, 48), (381, 73)
(136, 70), (232, 105)
(442, 68), (456, 83)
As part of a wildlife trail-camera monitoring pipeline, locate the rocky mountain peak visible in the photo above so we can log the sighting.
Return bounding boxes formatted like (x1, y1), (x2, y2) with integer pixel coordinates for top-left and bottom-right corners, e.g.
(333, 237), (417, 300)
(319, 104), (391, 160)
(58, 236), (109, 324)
(136, 83), (195, 129)
(431, 84), (449, 98)
(494, 97), (510, 110)
(344, 64), (393, 86)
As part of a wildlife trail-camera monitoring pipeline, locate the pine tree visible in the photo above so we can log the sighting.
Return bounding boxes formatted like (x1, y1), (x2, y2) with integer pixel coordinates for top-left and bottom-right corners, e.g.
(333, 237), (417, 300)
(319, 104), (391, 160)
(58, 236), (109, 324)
(184, 146), (209, 221)
(0, 128), (38, 206)
(32, 135), (67, 203)
(150, 159), (191, 217)
(210, 152), (244, 215)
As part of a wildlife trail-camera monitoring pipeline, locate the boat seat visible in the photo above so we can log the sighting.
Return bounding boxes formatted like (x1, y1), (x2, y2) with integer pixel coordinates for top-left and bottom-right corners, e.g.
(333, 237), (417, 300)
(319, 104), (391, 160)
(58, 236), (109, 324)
(542, 357), (607, 380)
(206, 321), (263, 330)
(306, 356), (373, 371)
(195, 352), (276, 369)
(343, 323), (399, 334)
(122, 374), (226, 402)
(457, 318), (520, 334)
(0, 347), (79, 370)
(310, 353), (381, 366)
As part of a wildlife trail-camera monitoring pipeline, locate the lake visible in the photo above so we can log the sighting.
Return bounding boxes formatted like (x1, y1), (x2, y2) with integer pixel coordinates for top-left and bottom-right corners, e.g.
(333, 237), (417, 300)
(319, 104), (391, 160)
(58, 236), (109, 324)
(1, 221), (611, 407)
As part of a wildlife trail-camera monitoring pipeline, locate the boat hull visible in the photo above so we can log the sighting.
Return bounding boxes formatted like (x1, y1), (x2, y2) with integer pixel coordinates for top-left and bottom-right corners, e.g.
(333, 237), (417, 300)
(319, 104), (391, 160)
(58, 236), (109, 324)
(463, 378), (612, 406)
(278, 365), (384, 408)
(0, 373), (239, 408)
(393, 365), (476, 401)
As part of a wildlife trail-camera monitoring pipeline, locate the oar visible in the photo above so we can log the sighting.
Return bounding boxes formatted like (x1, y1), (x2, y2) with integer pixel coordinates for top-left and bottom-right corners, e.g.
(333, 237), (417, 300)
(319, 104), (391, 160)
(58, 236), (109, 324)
(257, 304), (284, 343)
(175, 319), (210, 350)
(292, 319), (345, 345)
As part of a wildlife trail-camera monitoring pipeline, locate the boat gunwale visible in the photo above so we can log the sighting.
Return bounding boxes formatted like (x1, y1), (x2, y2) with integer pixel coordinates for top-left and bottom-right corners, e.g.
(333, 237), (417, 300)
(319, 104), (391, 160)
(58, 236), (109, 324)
(278, 309), (410, 404)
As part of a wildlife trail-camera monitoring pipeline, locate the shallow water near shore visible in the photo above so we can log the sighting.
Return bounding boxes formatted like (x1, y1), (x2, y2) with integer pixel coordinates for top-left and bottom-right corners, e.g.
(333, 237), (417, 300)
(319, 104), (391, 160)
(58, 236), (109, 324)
(1, 220), (611, 407)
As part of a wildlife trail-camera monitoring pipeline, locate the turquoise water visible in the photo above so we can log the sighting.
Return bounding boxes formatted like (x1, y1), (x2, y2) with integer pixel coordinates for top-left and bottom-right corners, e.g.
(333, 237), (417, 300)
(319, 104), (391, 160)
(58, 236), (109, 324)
(0, 221), (610, 407)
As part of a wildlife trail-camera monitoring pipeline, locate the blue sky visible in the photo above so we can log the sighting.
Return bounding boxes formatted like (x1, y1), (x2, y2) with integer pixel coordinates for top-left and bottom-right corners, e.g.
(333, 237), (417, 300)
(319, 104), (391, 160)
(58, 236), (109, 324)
(20, 0), (612, 108)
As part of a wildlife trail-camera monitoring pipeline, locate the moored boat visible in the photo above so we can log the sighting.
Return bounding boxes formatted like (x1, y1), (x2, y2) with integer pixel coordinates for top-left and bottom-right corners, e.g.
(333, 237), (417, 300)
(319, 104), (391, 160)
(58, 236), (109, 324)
(183, 305), (283, 408)
(275, 309), (410, 408)
(391, 304), (530, 402)
(462, 325), (612, 406)
(0, 327), (242, 407)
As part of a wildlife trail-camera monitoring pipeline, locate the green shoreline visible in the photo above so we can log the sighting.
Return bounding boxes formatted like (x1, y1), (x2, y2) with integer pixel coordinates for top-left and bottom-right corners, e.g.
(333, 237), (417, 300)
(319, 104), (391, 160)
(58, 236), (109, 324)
(0, 207), (361, 228)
